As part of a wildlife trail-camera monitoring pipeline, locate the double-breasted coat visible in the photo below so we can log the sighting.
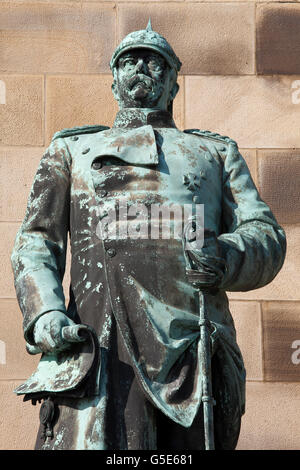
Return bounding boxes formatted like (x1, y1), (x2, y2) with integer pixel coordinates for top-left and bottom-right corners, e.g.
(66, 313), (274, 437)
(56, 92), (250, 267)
(11, 110), (286, 450)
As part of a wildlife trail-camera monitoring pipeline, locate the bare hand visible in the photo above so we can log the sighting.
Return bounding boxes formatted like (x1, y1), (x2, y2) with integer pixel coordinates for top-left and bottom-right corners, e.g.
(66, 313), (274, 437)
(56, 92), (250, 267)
(33, 311), (78, 354)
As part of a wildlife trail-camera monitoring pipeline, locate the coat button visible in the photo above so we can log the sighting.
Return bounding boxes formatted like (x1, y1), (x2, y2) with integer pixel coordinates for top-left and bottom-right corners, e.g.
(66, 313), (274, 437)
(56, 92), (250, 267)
(82, 148), (90, 155)
(98, 190), (107, 198)
(92, 161), (102, 170)
(106, 248), (116, 257)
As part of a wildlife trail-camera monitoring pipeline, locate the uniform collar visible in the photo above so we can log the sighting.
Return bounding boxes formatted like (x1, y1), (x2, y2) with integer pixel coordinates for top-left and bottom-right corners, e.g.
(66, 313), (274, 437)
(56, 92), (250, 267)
(113, 108), (177, 129)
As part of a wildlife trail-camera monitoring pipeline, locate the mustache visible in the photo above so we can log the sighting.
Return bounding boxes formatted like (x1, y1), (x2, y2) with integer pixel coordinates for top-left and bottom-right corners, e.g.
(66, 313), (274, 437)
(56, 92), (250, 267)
(128, 74), (154, 90)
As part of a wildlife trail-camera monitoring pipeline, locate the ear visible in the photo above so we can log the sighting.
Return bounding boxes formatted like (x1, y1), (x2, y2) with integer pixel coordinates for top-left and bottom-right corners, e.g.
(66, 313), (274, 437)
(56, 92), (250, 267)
(168, 82), (179, 104)
(112, 80), (120, 102)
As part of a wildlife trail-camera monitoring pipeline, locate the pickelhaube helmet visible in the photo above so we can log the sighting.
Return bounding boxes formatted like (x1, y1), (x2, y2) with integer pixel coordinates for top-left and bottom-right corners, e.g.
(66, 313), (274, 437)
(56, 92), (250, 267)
(110, 19), (182, 73)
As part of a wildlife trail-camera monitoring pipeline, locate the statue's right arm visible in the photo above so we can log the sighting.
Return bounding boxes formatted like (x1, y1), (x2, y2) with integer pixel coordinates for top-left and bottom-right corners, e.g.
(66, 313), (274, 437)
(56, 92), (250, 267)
(11, 137), (73, 348)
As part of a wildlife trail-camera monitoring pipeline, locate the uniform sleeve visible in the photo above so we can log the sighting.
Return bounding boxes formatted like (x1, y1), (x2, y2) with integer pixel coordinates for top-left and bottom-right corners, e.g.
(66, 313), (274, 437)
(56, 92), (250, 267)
(11, 138), (71, 344)
(217, 142), (286, 292)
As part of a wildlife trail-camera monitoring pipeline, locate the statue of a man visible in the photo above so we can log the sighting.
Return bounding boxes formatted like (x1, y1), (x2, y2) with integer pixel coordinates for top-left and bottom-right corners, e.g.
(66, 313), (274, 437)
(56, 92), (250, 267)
(11, 22), (286, 450)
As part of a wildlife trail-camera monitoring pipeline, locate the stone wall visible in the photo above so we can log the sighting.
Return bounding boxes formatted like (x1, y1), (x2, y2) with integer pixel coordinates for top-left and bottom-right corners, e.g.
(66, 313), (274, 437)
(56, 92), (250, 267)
(0, 1), (299, 450)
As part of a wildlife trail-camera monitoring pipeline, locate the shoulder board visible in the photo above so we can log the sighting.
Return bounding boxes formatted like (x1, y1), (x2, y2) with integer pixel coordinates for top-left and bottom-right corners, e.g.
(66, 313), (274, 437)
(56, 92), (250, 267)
(52, 124), (110, 141)
(184, 129), (238, 147)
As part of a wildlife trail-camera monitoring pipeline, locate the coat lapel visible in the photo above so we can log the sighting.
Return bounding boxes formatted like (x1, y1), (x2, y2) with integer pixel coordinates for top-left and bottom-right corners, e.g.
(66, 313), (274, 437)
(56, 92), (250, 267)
(89, 125), (159, 166)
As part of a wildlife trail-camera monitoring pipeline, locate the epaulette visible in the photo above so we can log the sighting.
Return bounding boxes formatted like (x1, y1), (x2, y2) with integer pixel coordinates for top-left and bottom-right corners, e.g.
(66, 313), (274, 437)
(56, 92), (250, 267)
(184, 129), (238, 147)
(52, 124), (110, 141)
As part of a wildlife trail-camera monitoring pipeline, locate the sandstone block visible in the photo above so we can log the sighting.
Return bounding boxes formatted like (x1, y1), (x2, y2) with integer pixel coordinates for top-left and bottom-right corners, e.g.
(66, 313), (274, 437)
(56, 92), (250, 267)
(118, 3), (255, 75)
(229, 301), (263, 381)
(257, 150), (300, 225)
(262, 301), (300, 382)
(185, 76), (300, 148)
(0, 75), (43, 146)
(0, 3), (116, 74)
(257, 4), (300, 74)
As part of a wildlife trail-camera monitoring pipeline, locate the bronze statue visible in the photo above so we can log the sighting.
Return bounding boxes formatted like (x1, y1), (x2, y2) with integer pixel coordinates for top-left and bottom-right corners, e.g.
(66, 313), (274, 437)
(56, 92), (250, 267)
(11, 21), (286, 450)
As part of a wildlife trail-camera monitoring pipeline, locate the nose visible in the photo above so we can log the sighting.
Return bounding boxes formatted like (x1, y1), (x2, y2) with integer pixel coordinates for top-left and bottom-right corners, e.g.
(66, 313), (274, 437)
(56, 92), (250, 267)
(135, 58), (148, 74)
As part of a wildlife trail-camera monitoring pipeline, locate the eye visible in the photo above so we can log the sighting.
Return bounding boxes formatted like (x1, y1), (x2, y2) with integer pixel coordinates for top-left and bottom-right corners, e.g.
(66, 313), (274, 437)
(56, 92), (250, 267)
(148, 58), (165, 72)
(122, 58), (136, 67)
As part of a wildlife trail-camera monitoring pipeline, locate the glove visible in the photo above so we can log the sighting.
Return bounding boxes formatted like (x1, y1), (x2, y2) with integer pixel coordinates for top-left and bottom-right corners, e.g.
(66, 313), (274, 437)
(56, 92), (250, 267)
(184, 227), (226, 291)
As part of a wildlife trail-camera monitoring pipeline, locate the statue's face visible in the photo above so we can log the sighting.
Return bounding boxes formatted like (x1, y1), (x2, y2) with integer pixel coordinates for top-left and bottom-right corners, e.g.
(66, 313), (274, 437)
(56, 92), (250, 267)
(112, 49), (177, 110)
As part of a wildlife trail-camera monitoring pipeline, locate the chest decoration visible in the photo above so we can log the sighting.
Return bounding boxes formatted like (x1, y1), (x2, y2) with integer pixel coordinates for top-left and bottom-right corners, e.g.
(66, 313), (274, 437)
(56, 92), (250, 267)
(183, 173), (201, 192)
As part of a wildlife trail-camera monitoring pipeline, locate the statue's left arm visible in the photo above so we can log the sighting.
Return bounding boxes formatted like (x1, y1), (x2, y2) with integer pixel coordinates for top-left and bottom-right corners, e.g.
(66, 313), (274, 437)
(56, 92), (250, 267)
(217, 141), (286, 292)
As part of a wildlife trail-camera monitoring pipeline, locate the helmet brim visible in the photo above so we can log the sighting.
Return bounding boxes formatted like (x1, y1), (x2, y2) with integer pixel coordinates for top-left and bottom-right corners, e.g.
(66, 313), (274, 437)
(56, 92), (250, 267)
(110, 43), (180, 72)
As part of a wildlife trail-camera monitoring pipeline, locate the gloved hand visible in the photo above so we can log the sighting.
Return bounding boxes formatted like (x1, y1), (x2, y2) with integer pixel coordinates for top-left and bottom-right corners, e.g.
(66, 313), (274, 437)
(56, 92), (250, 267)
(184, 227), (226, 291)
(33, 311), (80, 354)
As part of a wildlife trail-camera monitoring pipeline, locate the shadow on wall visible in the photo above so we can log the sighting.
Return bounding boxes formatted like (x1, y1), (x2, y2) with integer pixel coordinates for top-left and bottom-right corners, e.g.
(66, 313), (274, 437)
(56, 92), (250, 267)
(257, 5), (300, 74)
(262, 302), (300, 382)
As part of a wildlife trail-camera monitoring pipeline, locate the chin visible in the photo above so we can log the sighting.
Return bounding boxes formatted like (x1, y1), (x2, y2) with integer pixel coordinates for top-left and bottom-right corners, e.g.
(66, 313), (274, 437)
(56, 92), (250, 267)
(139, 92), (161, 107)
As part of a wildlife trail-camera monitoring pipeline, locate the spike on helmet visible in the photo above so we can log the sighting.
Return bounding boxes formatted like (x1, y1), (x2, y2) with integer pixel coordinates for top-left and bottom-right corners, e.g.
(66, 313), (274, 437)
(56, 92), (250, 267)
(110, 20), (182, 73)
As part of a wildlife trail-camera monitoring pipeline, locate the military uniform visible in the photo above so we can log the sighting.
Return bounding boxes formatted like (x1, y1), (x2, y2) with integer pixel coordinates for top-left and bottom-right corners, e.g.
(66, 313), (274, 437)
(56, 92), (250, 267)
(11, 108), (286, 449)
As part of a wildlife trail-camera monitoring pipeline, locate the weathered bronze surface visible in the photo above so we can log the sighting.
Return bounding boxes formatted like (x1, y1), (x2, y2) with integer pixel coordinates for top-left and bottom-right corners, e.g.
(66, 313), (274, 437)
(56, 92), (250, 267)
(11, 21), (286, 450)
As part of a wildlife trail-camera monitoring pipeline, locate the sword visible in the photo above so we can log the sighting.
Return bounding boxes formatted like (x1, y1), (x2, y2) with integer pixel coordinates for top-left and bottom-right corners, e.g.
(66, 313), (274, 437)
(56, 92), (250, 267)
(183, 221), (221, 450)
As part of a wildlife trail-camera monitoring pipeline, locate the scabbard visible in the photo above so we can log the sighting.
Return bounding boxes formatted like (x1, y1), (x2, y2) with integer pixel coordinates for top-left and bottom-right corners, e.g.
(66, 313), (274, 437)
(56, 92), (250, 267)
(199, 291), (215, 450)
